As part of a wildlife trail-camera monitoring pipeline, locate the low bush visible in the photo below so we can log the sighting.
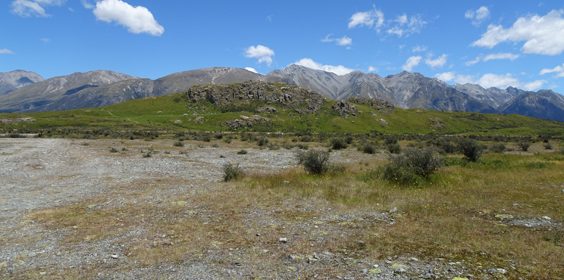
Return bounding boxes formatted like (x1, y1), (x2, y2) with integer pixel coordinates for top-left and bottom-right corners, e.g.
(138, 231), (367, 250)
(237, 149), (248, 155)
(330, 138), (348, 150)
(173, 141), (184, 147)
(459, 139), (482, 162)
(490, 143), (506, 153)
(296, 150), (331, 175)
(362, 143), (377, 154)
(382, 148), (442, 185)
(257, 137), (269, 147)
(518, 141), (531, 152)
(223, 163), (244, 182)
(543, 142), (552, 150)
(386, 143), (401, 154)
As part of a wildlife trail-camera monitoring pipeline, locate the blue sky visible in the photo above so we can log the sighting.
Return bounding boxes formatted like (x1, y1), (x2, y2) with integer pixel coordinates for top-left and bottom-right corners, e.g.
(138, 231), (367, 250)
(1, 0), (564, 92)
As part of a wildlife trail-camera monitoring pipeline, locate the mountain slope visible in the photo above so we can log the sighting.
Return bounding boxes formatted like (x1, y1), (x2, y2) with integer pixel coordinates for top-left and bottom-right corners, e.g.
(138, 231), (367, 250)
(500, 90), (564, 122)
(0, 70), (44, 95)
(0, 66), (562, 122)
(0, 70), (133, 112)
(1, 83), (562, 137)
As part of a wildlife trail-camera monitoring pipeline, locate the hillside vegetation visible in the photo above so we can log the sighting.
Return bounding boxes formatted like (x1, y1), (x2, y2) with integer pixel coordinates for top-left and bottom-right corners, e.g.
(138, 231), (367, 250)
(0, 82), (563, 138)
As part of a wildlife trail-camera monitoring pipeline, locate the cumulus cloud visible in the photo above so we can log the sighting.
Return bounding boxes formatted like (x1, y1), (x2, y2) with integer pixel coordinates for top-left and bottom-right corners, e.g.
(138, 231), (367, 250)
(473, 10), (564, 55)
(402, 56), (422, 71)
(465, 6), (490, 26)
(348, 10), (385, 29)
(0, 48), (15, 55)
(244, 67), (258, 74)
(93, 0), (164, 36)
(466, 52), (520, 65)
(387, 14), (426, 37)
(435, 72), (545, 90)
(321, 34), (352, 47)
(367, 66), (377, 72)
(425, 54), (447, 68)
(435, 72), (456, 82)
(293, 58), (354, 76)
(11, 0), (65, 17)
(245, 45), (275, 66)
(540, 63), (564, 78)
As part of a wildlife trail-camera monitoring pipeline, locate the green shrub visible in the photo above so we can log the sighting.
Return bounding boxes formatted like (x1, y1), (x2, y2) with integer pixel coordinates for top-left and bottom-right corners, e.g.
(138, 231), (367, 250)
(362, 143), (377, 154)
(109, 147), (119, 153)
(330, 138), (348, 150)
(543, 142), (552, 150)
(257, 137), (269, 147)
(518, 141), (531, 151)
(173, 141), (184, 147)
(432, 138), (458, 154)
(297, 150), (330, 175)
(237, 149), (248, 155)
(345, 135), (354, 145)
(382, 148), (442, 185)
(386, 143), (401, 154)
(223, 163), (244, 182)
(459, 139), (482, 162)
(490, 143), (506, 153)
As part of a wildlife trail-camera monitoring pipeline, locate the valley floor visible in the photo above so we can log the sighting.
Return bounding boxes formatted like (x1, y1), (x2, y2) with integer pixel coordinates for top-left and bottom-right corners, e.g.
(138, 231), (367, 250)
(0, 138), (562, 279)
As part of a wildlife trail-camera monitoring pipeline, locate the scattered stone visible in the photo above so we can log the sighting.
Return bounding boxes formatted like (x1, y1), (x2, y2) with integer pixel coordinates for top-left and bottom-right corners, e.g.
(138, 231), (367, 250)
(379, 118), (389, 126)
(279, 237), (288, 243)
(452, 277), (469, 280)
(369, 268), (382, 275)
(111, 254), (119, 259)
(391, 263), (408, 273)
(332, 101), (358, 117)
(488, 268), (507, 275)
(173, 119), (182, 124)
(495, 214), (514, 220)
(542, 216), (552, 220)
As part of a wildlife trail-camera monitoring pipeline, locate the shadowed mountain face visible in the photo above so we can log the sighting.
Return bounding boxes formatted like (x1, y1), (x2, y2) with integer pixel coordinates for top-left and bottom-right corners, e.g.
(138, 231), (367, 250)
(0, 70), (44, 95)
(0, 66), (562, 122)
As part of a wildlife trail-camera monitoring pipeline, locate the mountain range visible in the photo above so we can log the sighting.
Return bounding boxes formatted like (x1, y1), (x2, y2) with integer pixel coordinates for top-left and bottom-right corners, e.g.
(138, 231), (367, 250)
(0, 66), (562, 122)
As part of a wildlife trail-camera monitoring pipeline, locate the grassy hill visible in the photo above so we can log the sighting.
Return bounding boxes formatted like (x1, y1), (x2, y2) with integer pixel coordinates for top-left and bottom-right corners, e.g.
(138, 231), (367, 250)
(1, 85), (563, 138)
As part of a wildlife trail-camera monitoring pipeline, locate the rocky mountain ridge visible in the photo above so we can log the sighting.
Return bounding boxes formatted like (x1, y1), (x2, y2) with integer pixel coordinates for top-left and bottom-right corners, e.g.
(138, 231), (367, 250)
(0, 66), (562, 121)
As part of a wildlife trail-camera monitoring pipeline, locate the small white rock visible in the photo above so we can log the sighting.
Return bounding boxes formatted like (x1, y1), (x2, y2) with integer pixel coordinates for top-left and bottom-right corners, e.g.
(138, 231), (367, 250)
(279, 237), (288, 243)
(111, 254), (119, 259)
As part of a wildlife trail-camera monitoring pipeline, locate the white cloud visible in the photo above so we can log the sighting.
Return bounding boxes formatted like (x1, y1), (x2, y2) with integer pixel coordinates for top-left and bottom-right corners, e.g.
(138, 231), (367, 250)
(473, 10), (564, 55)
(387, 14), (426, 37)
(93, 0), (164, 36)
(540, 63), (564, 78)
(0, 48), (15, 55)
(435, 72), (456, 82)
(412, 45), (427, 53)
(477, 73), (521, 89)
(436, 71), (545, 90)
(483, 53), (519, 62)
(425, 54), (447, 68)
(466, 52), (520, 65)
(81, 0), (94, 9)
(244, 67), (258, 74)
(348, 10), (385, 29)
(293, 58), (354, 76)
(367, 66), (377, 72)
(465, 6), (490, 26)
(11, 0), (65, 17)
(402, 56), (422, 71)
(245, 45), (275, 66)
(321, 35), (352, 47)
(523, 80), (546, 91)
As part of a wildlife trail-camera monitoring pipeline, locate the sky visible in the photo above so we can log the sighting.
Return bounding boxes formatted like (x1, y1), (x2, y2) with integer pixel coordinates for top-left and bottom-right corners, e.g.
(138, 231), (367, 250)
(1, 0), (564, 92)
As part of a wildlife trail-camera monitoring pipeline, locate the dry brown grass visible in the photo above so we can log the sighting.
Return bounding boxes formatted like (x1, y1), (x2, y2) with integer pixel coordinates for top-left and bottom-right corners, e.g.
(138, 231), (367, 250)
(239, 152), (564, 278)
(21, 146), (564, 279)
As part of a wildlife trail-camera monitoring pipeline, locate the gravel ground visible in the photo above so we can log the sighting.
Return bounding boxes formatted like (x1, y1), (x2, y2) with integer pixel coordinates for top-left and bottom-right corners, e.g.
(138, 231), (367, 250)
(0, 138), (476, 279)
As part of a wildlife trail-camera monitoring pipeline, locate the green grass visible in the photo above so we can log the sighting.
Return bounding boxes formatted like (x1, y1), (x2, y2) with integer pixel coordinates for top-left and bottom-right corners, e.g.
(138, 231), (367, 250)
(1, 93), (563, 137)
